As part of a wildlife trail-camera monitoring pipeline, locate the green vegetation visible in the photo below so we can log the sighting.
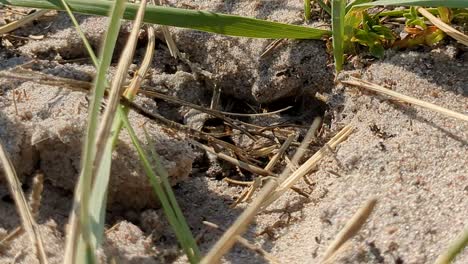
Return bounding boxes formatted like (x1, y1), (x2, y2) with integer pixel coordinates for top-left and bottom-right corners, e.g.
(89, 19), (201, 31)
(332, 0), (346, 72)
(32, 1), (201, 263)
(0, 0), (329, 39)
(351, 12), (395, 58)
(330, 0), (467, 70)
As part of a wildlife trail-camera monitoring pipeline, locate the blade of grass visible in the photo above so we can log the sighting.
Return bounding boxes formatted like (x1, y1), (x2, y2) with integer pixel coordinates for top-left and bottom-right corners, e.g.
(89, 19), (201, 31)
(90, 0), (147, 204)
(53, 0), (106, 254)
(317, 0), (332, 16)
(85, 0), (147, 256)
(63, 1), (127, 263)
(58, 0), (98, 65)
(0, 0), (330, 39)
(57, 0), (155, 252)
(142, 126), (200, 260)
(60, 1), (199, 259)
(152, 0), (179, 58)
(120, 110), (200, 263)
(345, 0), (372, 13)
(88, 33), (157, 243)
(304, 0), (311, 20)
(0, 141), (48, 264)
(435, 226), (468, 264)
(357, 0), (468, 8)
(332, 0), (346, 72)
(56, 0), (120, 257)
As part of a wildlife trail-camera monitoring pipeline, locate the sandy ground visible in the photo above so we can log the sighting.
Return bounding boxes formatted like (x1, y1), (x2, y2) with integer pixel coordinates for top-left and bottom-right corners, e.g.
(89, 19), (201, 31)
(0, 1), (467, 264)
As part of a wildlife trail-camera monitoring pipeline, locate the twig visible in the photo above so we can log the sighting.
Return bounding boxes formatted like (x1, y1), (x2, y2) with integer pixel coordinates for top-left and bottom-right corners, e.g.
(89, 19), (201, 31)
(320, 241), (352, 264)
(260, 39), (285, 58)
(210, 84), (222, 110)
(287, 116), (322, 172)
(200, 179), (279, 264)
(190, 140), (275, 177)
(261, 124), (353, 208)
(215, 105), (293, 117)
(0, 172), (44, 247)
(140, 88), (257, 139)
(264, 133), (295, 171)
(124, 24), (156, 99)
(342, 77), (468, 122)
(0, 69), (284, 142)
(418, 7), (468, 46)
(152, 0), (179, 58)
(200, 125), (353, 264)
(0, 9), (49, 34)
(224, 178), (253, 186)
(0, 227), (23, 247)
(0, 141), (48, 264)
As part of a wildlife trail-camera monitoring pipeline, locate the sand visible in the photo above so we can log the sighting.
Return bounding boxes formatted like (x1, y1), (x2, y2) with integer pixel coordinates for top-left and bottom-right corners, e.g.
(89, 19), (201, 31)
(0, 1), (467, 264)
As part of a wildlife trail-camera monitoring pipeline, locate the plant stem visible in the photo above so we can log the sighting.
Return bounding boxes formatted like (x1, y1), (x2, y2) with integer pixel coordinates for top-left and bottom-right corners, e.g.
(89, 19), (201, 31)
(304, 0), (311, 20)
(435, 226), (468, 264)
(332, 0), (346, 72)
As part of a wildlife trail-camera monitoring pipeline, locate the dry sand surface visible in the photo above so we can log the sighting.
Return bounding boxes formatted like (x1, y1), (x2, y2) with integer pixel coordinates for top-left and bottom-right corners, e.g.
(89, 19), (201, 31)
(0, 1), (467, 264)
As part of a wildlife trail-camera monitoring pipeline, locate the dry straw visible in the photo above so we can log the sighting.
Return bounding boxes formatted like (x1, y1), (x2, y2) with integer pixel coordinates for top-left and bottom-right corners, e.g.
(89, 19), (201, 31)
(342, 77), (468, 122)
(418, 7), (468, 46)
(201, 124), (354, 264)
(203, 221), (280, 264)
(0, 142), (48, 264)
(0, 9), (49, 34)
(320, 198), (378, 262)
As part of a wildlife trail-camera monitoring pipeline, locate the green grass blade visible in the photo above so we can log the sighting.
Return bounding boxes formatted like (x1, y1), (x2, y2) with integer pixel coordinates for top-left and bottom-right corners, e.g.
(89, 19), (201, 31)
(317, 0), (332, 15)
(377, 7), (439, 17)
(77, 0), (126, 256)
(58, 0), (98, 66)
(88, 142), (112, 245)
(119, 109), (200, 263)
(88, 0), (148, 249)
(346, 0), (373, 13)
(332, 0), (346, 73)
(0, 0), (330, 39)
(304, 0), (311, 20)
(435, 226), (468, 264)
(56, 1), (197, 262)
(55, 0), (106, 249)
(63, 0), (126, 263)
(142, 127), (201, 259)
(357, 0), (468, 8)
